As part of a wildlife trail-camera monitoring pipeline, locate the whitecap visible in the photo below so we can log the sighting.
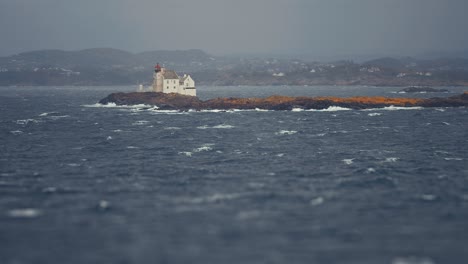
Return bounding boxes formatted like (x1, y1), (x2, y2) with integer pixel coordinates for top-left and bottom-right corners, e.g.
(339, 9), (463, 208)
(7, 208), (42, 218)
(194, 144), (215, 153)
(275, 130), (298, 135)
(310, 197), (325, 206)
(132, 120), (149, 125)
(366, 168), (376, 173)
(197, 124), (234, 129)
(16, 119), (38, 125)
(442, 122), (450, 126)
(292, 108), (305, 112)
(276, 153), (285, 157)
(255, 108), (269, 112)
(378, 106), (423, 111)
(342, 159), (354, 165)
(126, 146), (139, 149)
(113, 129), (123, 132)
(385, 157), (399, 162)
(83, 103), (153, 109)
(307, 106), (352, 112)
(106, 136), (112, 140)
(47, 115), (70, 120)
(444, 157), (463, 161)
(98, 200), (110, 209)
(67, 163), (81, 167)
(10, 130), (23, 135)
(183, 193), (243, 204)
(179, 151), (193, 157)
(164, 127), (182, 130)
(212, 124), (235, 129)
(368, 113), (382, 117)
(420, 194), (437, 201)
(39, 112), (59, 117)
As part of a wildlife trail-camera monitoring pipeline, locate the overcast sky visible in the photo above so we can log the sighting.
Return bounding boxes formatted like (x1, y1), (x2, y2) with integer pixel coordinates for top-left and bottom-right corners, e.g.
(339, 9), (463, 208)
(1, 0), (467, 57)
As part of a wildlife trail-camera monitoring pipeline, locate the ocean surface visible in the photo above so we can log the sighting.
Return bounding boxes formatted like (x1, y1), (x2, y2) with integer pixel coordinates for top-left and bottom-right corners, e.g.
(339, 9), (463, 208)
(1, 85), (467, 264)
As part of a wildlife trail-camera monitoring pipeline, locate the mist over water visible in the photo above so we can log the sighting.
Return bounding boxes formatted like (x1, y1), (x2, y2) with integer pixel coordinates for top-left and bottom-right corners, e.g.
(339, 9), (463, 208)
(1, 86), (467, 263)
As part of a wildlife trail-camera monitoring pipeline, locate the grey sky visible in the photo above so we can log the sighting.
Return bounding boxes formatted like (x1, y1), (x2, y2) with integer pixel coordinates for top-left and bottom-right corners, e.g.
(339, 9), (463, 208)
(1, 0), (467, 57)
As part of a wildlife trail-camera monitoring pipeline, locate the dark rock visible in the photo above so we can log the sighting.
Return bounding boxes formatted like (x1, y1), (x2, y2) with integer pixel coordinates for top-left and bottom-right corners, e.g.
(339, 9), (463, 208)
(399, 86), (449, 93)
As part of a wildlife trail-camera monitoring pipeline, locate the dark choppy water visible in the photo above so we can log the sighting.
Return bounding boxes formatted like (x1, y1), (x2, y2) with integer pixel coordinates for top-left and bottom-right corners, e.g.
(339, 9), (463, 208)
(1, 86), (467, 264)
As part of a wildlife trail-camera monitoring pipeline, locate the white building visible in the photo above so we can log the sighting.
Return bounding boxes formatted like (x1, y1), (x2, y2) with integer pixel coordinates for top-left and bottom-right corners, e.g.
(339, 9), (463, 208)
(152, 64), (196, 96)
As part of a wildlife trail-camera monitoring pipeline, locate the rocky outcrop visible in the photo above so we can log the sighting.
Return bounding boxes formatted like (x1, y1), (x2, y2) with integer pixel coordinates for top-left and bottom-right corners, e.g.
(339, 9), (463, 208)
(399, 86), (449, 93)
(99, 92), (468, 111)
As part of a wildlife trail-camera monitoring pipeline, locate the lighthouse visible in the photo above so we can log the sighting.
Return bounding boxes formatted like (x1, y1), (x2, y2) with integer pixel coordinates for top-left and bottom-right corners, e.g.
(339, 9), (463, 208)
(151, 64), (196, 96)
(152, 63), (164, 92)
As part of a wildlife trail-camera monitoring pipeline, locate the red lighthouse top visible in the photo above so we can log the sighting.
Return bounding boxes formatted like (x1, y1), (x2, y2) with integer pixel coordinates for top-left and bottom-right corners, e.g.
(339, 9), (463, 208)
(155, 63), (161, 72)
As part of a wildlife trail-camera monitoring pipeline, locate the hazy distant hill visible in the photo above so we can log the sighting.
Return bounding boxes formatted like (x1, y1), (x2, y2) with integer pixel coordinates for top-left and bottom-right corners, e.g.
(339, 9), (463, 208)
(0, 48), (467, 86)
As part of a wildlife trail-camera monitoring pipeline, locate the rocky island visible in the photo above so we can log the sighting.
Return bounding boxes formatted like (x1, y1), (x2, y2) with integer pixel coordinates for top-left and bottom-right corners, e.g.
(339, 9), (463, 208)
(99, 91), (468, 111)
(398, 86), (449, 93)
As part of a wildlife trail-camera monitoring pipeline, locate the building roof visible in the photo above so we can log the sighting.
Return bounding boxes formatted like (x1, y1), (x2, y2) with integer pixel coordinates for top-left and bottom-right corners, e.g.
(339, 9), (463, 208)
(162, 70), (179, 79)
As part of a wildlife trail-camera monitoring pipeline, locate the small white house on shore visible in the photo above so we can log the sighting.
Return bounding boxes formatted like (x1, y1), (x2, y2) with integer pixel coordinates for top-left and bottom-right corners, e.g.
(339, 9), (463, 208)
(152, 64), (196, 96)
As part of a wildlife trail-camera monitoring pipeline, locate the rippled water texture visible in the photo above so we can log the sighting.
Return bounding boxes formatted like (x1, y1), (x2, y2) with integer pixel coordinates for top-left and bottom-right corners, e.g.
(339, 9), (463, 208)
(1, 86), (467, 264)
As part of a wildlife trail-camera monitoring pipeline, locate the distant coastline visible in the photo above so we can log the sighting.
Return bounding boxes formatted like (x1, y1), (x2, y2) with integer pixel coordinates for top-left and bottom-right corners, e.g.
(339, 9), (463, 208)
(1, 48), (467, 87)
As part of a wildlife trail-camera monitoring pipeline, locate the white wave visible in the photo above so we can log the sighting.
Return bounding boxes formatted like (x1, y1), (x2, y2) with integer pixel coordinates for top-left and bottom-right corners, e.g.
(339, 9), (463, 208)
(7, 208), (42, 218)
(442, 122), (450, 126)
(106, 136), (112, 140)
(199, 109), (226, 113)
(385, 157), (399, 162)
(126, 146), (139, 149)
(366, 168), (376, 173)
(10, 130), (23, 135)
(67, 163), (81, 167)
(212, 124), (235, 129)
(194, 143), (215, 152)
(342, 159), (354, 165)
(16, 119), (38, 125)
(47, 115), (70, 120)
(444, 157), (463, 161)
(307, 106), (352, 112)
(373, 106), (424, 111)
(276, 130), (298, 135)
(83, 103), (153, 109)
(316, 133), (326, 137)
(164, 127), (181, 130)
(310, 197), (325, 206)
(276, 153), (285, 157)
(179, 151), (193, 157)
(255, 108), (269, 112)
(113, 129), (123, 132)
(182, 193), (244, 204)
(38, 112), (59, 117)
(132, 120), (149, 125)
(292, 108), (305, 112)
(197, 124), (234, 129)
(368, 113), (382, 117)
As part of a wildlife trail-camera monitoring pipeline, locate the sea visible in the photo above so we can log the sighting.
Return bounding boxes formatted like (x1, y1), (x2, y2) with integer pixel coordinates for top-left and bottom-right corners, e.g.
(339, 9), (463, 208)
(1, 85), (467, 264)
